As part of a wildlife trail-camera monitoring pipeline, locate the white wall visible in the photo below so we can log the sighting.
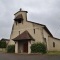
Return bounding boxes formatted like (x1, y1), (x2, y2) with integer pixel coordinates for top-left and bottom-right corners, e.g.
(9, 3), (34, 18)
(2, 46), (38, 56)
(43, 29), (51, 50)
(48, 37), (60, 51)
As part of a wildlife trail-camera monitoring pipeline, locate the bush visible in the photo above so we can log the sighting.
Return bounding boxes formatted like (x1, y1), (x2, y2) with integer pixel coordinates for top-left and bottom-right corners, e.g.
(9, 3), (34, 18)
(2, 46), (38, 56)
(7, 45), (15, 53)
(31, 42), (47, 54)
(0, 41), (7, 48)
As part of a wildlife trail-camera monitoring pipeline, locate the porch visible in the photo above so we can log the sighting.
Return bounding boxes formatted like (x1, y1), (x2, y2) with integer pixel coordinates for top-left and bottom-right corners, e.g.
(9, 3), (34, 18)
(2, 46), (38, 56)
(12, 31), (34, 53)
(15, 40), (31, 53)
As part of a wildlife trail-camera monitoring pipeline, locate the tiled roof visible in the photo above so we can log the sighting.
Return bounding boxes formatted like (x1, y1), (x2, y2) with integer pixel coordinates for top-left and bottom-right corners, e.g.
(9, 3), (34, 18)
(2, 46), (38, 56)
(14, 10), (28, 15)
(12, 31), (35, 41)
(1, 38), (9, 41)
(14, 14), (23, 20)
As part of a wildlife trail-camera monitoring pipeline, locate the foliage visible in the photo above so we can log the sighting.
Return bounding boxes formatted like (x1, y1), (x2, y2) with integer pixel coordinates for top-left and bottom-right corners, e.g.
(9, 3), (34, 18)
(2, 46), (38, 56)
(0, 41), (7, 48)
(31, 42), (47, 54)
(7, 45), (15, 53)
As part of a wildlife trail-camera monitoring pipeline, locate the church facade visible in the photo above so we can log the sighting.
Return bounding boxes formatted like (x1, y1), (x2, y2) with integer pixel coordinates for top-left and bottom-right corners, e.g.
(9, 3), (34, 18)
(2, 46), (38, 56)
(9, 9), (60, 53)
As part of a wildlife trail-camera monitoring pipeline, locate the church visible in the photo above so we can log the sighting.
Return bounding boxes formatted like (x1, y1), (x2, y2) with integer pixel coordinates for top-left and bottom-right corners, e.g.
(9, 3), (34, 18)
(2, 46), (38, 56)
(8, 9), (60, 53)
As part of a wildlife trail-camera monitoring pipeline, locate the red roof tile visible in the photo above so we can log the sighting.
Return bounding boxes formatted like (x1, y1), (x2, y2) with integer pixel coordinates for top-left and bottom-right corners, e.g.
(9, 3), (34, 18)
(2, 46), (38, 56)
(12, 31), (35, 41)
(14, 14), (23, 20)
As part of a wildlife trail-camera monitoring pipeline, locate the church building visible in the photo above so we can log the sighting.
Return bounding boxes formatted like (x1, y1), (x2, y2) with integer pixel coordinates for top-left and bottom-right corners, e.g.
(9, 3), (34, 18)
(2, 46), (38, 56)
(9, 9), (60, 53)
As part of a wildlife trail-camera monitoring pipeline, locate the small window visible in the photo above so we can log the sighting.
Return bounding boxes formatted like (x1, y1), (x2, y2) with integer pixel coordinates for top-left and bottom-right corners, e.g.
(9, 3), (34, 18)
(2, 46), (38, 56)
(19, 31), (20, 35)
(34, 29), (35, 34)
(15, 21), (17, 25)
(44, 38), (46, 42)
(53, 42), (55, 47)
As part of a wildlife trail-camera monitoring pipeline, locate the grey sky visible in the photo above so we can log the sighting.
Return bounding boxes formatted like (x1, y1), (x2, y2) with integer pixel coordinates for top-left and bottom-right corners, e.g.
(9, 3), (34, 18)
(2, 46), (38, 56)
(0, 0), (60, 39)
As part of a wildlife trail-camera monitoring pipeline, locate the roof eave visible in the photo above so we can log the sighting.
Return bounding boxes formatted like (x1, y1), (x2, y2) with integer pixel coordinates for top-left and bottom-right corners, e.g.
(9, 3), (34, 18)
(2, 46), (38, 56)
(13, 39), (35, 41)
(14, 11), (28, 15)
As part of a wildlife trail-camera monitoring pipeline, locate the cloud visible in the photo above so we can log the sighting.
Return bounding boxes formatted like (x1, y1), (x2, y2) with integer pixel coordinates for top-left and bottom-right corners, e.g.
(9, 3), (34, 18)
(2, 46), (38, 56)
(0, 0), (60, 39)
(0, 1), (6, 18)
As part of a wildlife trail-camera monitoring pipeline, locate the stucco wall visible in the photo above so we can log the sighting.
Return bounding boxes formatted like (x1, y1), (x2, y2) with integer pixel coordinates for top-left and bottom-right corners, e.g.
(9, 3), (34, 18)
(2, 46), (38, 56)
(9, 20), (44, 45)
(32, 23), (44, 43)
(43, 29), (50, 50)
(48, 37), (60, 51)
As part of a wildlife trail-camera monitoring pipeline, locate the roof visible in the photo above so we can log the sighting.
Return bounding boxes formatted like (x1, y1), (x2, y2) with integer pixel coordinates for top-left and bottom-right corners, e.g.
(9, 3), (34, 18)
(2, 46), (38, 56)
(14, 14), (23, 20)
(1, 38), (9, 41)
(43, 25), (53, 37)
(53, 37), (60, 40)
(14, 10), (28, 15)
(49, 36), (60, 40)
(27, 21), (53, 37)
(12, 31), (35, 41)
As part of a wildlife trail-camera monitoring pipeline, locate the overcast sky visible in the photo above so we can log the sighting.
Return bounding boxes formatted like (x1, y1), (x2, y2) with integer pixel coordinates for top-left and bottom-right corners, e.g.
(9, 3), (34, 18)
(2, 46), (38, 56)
(0, 0), (60, 39)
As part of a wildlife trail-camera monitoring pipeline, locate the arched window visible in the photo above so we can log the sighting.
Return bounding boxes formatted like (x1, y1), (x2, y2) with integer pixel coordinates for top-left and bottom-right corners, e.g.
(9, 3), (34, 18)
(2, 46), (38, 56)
(53, 42), (55, 47)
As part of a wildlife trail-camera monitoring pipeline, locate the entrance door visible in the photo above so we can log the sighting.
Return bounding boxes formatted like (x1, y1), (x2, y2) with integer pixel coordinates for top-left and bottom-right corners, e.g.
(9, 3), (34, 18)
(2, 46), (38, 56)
(23, 41), (28, 53)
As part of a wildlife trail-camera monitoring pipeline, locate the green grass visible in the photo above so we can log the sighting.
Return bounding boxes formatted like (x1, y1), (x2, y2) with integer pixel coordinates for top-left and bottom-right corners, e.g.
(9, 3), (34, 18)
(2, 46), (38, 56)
(47, 51), (60, 55)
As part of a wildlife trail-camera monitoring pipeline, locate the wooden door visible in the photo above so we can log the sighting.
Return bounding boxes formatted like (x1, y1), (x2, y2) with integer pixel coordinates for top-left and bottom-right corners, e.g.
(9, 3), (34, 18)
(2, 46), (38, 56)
(23, 41), (28, 53)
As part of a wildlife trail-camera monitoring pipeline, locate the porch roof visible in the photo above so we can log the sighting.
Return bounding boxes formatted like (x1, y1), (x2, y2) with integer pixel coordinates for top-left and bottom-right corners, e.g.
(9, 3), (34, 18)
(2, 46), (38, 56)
(12, 31), (35, 41)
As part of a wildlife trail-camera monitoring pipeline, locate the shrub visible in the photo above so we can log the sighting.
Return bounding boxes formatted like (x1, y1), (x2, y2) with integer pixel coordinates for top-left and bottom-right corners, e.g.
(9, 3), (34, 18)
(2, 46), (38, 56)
(0, 41), (7, 48)
(7, 45), (15, 53)
(31, 42), (47, 54)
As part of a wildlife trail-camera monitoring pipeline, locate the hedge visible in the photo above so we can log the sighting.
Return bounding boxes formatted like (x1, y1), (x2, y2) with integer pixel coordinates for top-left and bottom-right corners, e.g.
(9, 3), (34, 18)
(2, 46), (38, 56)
(7, 45), (15, 53)
(31, 42), (47, 54)
(0, 41), (7, 48)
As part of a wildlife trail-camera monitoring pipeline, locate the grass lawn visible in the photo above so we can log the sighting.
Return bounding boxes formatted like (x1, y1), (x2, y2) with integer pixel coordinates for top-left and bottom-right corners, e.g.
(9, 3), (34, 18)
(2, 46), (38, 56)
(47, 51), (60, 55)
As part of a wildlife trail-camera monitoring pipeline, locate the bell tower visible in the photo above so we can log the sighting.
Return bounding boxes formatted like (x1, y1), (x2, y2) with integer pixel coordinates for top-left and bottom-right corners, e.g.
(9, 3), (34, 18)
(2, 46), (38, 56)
(14, 8), (28, 23)
(9, 8), (28, 45)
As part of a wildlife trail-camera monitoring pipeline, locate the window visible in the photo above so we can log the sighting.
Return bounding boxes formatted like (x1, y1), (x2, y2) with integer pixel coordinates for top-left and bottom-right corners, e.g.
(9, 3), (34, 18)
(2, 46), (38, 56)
(53, 42), (55, 47)
(44, 38), (46, 42)
(34, 29), (35, 34)
(15, 21), (17, 25)
(19, 31), (20, 35)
